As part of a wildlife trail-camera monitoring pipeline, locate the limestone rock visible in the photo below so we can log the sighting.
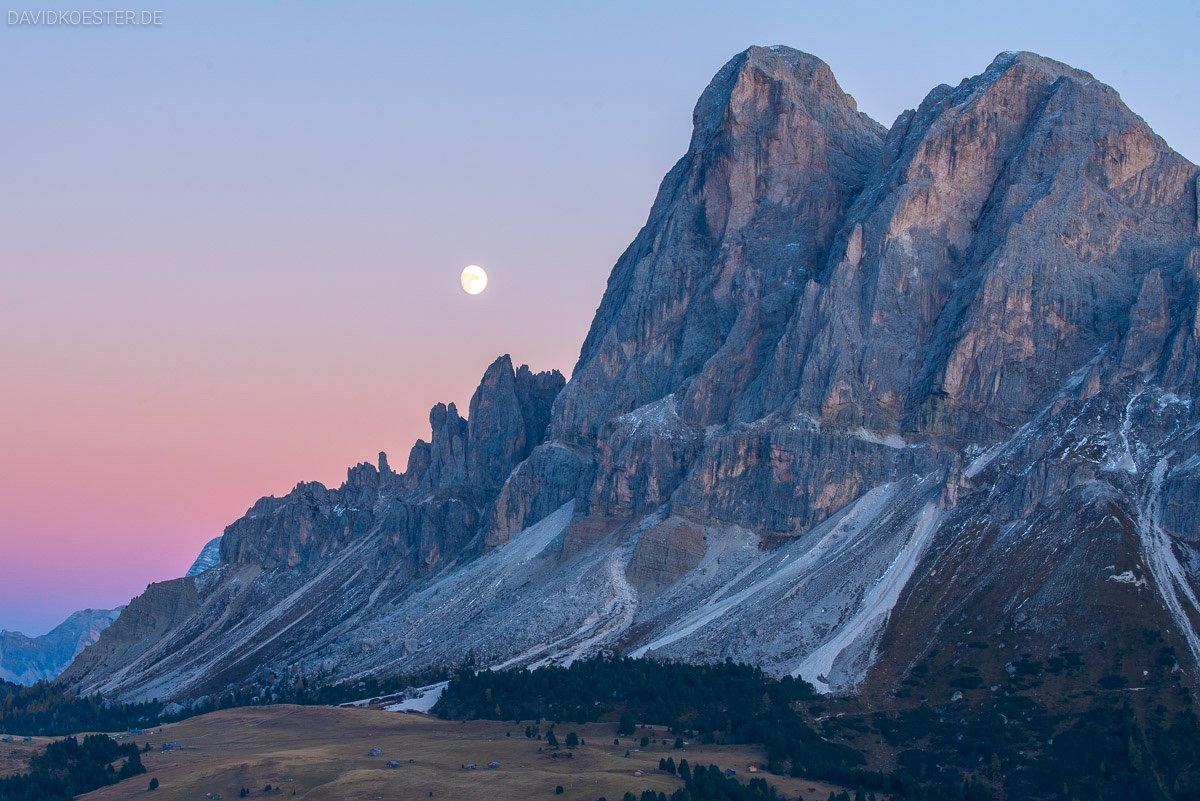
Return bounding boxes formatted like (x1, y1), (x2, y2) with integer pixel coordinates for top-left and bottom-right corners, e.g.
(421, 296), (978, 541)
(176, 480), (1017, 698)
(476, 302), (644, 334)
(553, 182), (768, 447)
(552, 46), (886, 446)
(467, 355), (564, 498)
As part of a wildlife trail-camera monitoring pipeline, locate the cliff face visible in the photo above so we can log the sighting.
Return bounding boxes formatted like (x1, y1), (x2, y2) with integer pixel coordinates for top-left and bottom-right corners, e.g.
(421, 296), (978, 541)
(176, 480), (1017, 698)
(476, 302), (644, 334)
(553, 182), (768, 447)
(61, 47), (1200, 702)
(552, 47), (886, 444)
(520, 49), (1200, 538)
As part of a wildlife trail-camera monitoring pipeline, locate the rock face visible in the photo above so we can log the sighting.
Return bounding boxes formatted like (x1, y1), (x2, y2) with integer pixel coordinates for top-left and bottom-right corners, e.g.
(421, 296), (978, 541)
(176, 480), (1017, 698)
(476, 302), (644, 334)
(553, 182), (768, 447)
(0, 608), (123, 685)
(61, 47), (1200, 703)
(553, 46), (886, 445)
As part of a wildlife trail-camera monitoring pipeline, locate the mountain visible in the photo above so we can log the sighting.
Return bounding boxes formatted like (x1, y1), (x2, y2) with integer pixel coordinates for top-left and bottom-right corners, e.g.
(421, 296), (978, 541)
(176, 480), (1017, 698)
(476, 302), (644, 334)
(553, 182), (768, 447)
(1, 608), (123, 685)
(60, 48), (1200, 707)
(186, 537), (222, 577)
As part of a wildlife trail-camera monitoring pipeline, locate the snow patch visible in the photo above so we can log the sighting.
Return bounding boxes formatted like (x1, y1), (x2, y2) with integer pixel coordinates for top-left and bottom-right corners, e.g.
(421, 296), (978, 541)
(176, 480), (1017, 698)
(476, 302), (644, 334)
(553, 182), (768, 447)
(382, 682), (448, 713)
(615, 396), (691, 439)
(1106, 571), (1147, 587)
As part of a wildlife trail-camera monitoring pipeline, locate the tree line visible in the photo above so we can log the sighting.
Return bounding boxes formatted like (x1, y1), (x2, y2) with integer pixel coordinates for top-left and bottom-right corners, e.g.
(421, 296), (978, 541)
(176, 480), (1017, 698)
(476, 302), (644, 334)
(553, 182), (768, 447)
(0, 680), (161, 737)
(0, 734), (145, 800)
(433, 656), (996, 800)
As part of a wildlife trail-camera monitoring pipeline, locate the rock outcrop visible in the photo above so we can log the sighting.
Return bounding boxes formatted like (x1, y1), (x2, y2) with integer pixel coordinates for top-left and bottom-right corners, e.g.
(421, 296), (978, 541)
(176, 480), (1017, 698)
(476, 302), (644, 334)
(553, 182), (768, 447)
(61, 47), (1200, 704)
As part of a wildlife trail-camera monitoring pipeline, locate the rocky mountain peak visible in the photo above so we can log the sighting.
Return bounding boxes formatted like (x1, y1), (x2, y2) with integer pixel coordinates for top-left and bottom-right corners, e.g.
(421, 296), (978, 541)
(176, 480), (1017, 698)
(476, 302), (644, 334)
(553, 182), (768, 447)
(977, 49), (1095, 86)
(691, 46), (868, 142)
(421, 400), (469, 493)
(552, 46), (886, 445)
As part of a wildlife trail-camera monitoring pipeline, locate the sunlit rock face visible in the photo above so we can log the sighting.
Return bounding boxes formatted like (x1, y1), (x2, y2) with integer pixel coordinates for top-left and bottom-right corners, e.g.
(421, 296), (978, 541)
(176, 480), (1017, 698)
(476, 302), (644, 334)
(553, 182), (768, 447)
(552, 46), (888, 447)
(62, 47), (1200, 702)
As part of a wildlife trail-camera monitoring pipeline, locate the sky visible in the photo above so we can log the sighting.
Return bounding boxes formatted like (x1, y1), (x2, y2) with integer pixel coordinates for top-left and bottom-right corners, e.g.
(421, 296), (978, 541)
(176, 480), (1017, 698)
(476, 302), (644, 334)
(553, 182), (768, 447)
(1, 0), (1197, 637)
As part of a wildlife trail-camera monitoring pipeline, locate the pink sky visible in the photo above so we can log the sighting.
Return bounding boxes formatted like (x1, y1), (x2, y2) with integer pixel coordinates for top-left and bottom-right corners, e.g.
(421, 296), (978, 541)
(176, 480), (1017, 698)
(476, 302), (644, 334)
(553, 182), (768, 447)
(0, 212), (623, 635)
(2, 2), (1196, 637)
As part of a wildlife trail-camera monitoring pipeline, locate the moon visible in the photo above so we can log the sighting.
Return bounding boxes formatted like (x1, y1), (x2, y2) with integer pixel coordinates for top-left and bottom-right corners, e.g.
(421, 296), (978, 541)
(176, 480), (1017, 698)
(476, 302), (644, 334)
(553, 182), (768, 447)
(460, 264), (488, 295)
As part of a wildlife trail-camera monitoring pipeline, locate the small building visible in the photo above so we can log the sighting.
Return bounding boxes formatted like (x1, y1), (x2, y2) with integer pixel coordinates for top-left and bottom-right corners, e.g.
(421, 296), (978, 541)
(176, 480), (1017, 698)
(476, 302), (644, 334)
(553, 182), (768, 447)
(463, 763), (477, 770)
(632, 770), (644, 777)
(21, 737), (30, 743)
(162, 742), (183, 753)
(724, 768), (737, 777)
(1, 736), (11, 743)
(367, 748), (383, 757)
(747, 766), (759, 773)
(487, 761), (500, 769)
(385, 760), (400, 769)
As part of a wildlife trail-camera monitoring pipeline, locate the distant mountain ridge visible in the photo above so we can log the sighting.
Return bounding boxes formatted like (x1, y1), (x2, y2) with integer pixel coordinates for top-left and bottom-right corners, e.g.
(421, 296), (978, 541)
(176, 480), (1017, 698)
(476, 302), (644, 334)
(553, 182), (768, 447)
(1, 608), (122, 685)
(60, 47), (1200, 708)
(186, 537), (222, 577)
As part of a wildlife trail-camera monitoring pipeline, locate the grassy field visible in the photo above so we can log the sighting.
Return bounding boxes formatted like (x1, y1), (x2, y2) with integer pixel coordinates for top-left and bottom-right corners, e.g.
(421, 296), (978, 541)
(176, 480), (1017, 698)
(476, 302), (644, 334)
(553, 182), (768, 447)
(51, 705), (851, 801)
(0, 735), (52, 779)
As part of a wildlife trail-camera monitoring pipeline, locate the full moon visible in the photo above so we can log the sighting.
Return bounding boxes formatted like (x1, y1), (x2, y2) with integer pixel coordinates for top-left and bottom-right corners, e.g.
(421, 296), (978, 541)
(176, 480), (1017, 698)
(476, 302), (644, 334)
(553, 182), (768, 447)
(460, 264), (488, 295)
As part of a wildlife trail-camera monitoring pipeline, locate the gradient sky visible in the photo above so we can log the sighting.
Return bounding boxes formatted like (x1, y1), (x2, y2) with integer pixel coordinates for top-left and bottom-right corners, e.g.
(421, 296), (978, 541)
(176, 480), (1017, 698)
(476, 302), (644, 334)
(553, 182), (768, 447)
(1, 0), (1197, 637)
